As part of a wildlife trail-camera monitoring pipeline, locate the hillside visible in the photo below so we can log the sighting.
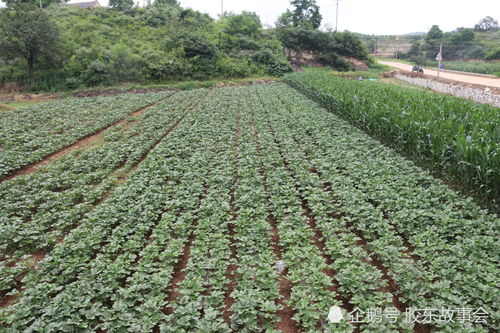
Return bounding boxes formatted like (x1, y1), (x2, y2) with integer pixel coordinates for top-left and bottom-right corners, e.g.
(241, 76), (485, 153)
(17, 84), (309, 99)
(355, 34), (420, 57)
(0, 3), (371, 93)
(0, 4), (292, 91)
(357, 28), (500, 60)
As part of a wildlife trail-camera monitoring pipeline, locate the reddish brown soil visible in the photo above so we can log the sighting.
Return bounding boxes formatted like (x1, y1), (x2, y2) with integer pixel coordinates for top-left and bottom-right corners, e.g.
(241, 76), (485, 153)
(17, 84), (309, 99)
(0, 103), (13, 110)
(0, 294), (17, 309)
(162, 231), (196, 315)
(251, 118), (301, 332)
(0, 93), (59, 103)
(0, 251), (46, 309)
(221, 223), (237, 325)
(222, 110), (241, 325)
(269, 216), (301, 333)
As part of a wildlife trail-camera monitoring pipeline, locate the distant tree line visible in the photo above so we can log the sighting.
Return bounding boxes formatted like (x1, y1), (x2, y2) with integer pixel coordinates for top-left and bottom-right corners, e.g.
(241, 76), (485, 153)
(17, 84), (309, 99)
(399, 17), (500, 63)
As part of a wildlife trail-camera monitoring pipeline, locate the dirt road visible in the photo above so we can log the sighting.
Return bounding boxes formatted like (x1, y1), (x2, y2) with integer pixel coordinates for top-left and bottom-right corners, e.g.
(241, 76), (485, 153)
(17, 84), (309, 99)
(379, 61), (500, 88)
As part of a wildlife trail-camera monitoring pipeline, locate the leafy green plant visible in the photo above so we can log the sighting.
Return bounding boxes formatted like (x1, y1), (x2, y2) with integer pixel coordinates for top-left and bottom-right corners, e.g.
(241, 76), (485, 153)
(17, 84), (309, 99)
(285, 72), (500, 206)
(0, 83), (497, 332)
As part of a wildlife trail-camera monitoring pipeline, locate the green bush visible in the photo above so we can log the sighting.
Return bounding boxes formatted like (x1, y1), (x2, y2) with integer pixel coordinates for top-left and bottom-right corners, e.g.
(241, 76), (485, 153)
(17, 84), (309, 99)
(84, 60), (112, 86)
(277, 28), (369, 60)
(318, 53), (352, 71)
(254, 49), (292, 76)
(485, 47), (500, 60)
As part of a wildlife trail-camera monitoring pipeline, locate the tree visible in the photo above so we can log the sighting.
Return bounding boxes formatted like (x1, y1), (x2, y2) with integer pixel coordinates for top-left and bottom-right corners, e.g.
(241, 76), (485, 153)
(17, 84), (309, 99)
(424, 25), (443, 57)
(289, 0), (322, 30)
(224, 12), (262, 37)
(275, 10), (293, 28)
(155, 0), (178, 6)
(0, 3), (59, 85)
(455, 28), (475, 43)
(109, 0), (134, 11)
(474, 16), (499, 32)
(4, 0), (63, 8)
(425, 25), (443, 42)
(407, 40), (422, 57)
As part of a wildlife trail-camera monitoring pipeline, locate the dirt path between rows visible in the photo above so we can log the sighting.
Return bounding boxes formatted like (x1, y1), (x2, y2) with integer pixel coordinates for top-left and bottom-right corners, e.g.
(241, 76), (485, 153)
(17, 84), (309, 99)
(379, 61), (500, 88)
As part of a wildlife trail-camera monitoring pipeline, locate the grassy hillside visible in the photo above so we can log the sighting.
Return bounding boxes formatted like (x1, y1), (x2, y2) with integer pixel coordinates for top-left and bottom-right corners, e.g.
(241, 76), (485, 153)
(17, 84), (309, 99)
(0, 3), (371, 93)
(0, 4), (291, 92)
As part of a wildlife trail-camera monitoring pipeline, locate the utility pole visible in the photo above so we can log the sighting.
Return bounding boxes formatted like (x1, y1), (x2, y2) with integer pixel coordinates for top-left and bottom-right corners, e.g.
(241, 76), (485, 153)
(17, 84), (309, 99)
(221, 0), (224, 18)
(395, 37), (400, 60)
(374, 39), (378, 57)
(335, 0), (339, 32)
(436, 42), (443, 78)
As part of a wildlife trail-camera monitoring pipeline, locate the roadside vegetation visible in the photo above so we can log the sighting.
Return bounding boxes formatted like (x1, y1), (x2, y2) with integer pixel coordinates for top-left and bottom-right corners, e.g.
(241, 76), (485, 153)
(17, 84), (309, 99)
(422, 60), (500, 76)
(360, 17), (500, 76)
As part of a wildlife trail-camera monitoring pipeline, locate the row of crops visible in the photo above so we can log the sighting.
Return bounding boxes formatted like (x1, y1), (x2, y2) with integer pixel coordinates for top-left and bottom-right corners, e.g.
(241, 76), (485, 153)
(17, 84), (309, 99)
(0, 84), (497, 332)
(285, 72), (500, 207)
(0, 92), (172, 180)
(0, 89), (207, 297)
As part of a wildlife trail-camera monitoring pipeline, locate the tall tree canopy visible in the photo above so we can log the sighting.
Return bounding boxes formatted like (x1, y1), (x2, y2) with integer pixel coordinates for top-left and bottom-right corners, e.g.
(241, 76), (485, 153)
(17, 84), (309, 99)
(0, 3), (59, 84)
(474, 16), (499, 32)
(4, 0), (63, 8)
(289, 0), (322, 30)
(155, 0), (179, 6)
(426, 25), (444, 42)
(109, 0), (134, 11)
(275, 10), (293, 28)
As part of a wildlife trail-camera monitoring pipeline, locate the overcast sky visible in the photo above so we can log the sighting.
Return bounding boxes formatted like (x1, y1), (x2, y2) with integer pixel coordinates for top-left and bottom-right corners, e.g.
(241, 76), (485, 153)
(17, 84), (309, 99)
(176, 0), (500, 35)
(2, 0), (499, 35)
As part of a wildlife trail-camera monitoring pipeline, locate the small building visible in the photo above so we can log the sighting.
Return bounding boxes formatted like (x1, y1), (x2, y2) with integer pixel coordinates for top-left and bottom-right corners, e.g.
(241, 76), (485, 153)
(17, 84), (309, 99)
(69, 0), (101, 9)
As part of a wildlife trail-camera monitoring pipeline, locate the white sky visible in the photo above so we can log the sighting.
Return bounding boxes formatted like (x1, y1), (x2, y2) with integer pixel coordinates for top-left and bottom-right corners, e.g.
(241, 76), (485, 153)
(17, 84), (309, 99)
(176, 0), (500, 35)
(2, 0), (499, 35)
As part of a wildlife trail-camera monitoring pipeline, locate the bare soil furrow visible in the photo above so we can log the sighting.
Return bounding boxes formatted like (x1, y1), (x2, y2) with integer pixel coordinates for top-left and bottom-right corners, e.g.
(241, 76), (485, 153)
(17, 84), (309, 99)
(251, 117), (300, 332)
(263, 120), (353, 316)
(222, 109), (240, 325)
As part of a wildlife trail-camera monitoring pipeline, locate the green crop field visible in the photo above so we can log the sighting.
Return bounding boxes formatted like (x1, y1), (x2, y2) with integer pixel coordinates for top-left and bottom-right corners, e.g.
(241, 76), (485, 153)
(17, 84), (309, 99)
(423, 61), (500, 76)
(285, 72), (500, 206)
(0, 83), (498, 332)
(0, 92), (173, 179)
